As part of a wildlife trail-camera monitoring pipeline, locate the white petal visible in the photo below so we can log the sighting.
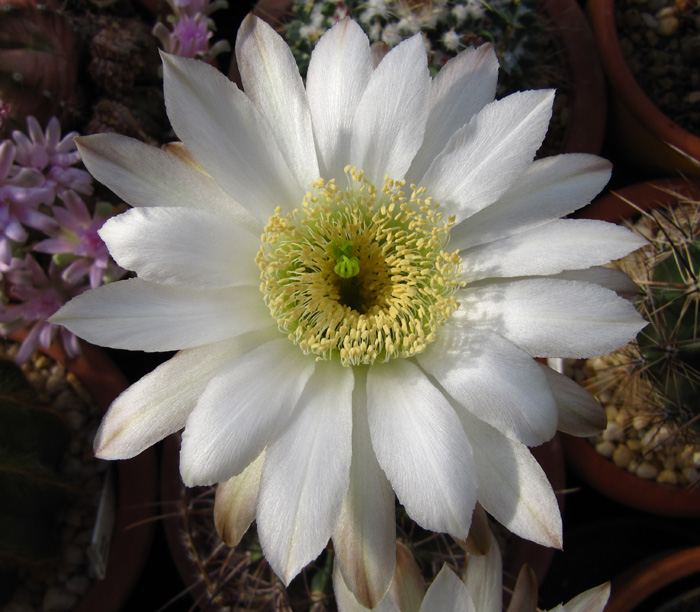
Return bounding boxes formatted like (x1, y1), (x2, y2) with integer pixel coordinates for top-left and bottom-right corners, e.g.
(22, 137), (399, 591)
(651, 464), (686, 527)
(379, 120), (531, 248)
(420, 90), (554, 223)
(307, 18), (373, 180)
(333, 559), (401, 612)
(214, 451), (265, 546)
(75, 134), (257, 231)
(366, 359), (476, 539)
(464, 531), (503, 612)
(508, 565), (539, 612)
(460, 219), (647, 282)
(179, 338), (315, 486)
(350, 35), (431, 186)
(235, 15), (319, 187)
(333, 369), (396, 610)
(459, 278), (647, 358)
(420, 566), (475, 612)
(99, 207), (260, 289)
(459, 410), (563, 548)
(558, 583), (611, 612)
(161, 52), (303, 223)
(450, 154), (612, 250)
(50, 279), (272, 351)
(539, 361), (606, 437)
(408, 44), (498, 181)
(94, 337), (257, 459)
(390, 543), (426, 612)
(257, 362), (353, 584)
(550, 266), (639, 300)
(417, 327), (557, 446)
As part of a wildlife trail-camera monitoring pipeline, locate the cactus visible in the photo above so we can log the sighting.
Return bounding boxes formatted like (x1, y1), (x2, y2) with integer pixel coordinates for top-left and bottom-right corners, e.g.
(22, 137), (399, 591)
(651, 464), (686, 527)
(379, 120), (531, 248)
(0, 358), (71, 602)
(280, 0), (550, 95)
(584, 193), (700, 451)
(632, 201), (700, 437)
(0, 3), (81, 139)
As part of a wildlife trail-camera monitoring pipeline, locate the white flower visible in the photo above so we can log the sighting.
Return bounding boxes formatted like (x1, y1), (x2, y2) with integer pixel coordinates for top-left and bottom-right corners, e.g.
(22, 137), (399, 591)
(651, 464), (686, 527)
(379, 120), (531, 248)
(334, 534), (611, 612)
(51, 15), (645, 608)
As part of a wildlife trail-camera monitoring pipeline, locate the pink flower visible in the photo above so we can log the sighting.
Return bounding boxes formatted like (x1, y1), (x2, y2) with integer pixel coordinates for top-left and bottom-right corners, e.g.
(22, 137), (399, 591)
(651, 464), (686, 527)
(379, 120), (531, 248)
(0, 140), (57, 263)
(34, 191), (125, 289)
(0, 255), (83, 363)
(12, 117), (93, 197)
(171, 14), (213, 58)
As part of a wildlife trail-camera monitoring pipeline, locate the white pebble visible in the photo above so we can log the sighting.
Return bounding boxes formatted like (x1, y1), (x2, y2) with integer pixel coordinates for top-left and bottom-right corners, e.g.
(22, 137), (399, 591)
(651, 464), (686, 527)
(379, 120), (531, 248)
(655, 6), (676, 18)
(632, 414), (651, 430)
(613, 445), (633, 468)
(636, 462), (659, 479)
(46, 374), (68, 395)
(627, 439), (643, 451)
(656, 469), (678, 485)
(657, 16), (679, 35)
(596, 441), (615, 457)
(42, 587), (78, 612)
(605, 405), (619, 422)
(603, 422), (625, 442)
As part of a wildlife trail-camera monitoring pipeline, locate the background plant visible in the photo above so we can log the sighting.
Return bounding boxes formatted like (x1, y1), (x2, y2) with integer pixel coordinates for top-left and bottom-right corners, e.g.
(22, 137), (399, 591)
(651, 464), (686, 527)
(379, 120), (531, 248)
(0, 116), (126, 363)
(583, 189), (700, 479)
(281, 0), (549, 97)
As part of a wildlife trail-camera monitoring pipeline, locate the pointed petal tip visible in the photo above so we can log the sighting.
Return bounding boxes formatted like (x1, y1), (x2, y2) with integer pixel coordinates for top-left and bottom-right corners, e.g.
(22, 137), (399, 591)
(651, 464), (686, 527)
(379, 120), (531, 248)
(92, 428), (118, 460)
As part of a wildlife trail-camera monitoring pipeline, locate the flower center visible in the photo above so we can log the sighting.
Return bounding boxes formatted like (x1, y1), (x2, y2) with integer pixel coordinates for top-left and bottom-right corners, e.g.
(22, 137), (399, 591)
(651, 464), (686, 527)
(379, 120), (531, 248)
(256, 167), (463, 366)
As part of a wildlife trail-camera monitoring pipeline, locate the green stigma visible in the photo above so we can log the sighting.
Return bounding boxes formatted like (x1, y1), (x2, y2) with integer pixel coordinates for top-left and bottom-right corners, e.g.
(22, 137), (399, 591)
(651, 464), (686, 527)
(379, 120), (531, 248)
(331, 239), (360, 278)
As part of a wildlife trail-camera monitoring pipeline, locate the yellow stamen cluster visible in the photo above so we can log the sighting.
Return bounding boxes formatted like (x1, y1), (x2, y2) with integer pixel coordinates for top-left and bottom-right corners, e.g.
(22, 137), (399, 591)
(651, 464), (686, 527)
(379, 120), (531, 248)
(256, 167), (464, 367)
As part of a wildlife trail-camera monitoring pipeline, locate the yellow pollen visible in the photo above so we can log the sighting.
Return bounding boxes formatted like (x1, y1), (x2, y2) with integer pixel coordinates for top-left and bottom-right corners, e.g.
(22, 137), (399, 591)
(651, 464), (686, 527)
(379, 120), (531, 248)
(256, 168), (464, 366)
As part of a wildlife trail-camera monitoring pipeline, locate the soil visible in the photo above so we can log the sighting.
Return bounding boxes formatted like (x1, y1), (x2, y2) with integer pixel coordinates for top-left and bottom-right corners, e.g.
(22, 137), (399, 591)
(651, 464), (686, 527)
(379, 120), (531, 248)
(615, 0), (700, 135)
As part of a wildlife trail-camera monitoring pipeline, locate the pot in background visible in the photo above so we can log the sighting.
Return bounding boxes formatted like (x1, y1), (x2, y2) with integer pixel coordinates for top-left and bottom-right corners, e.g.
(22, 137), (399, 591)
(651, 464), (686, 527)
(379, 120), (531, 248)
(588, 0), (700, 177)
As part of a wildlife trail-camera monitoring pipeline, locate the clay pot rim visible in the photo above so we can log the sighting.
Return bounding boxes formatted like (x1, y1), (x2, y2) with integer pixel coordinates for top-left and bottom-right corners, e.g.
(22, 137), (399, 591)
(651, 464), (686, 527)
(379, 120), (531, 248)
(7, 334), (158, 612)
(587, 0), (700, 157)
(564, 434), (700, 518)
(574, 178), (700, 220)
(606, 546), (700, 612)
(543, 0), (607, 155)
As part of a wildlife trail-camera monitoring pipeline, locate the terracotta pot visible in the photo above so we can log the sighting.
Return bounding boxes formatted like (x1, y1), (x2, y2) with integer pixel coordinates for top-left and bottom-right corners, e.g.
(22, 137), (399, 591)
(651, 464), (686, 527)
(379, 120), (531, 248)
(0, 4), (82, 138)
(606, 547), (700, 612)
(9, 335), (158, 612)
(563, 178), (700, 517)
(574, 178), (700, 221)
(247, 0), (606, 155)
(588, 0), (700, 177)
(563, 434), (700, 518)
(541, 0), (607, 155)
